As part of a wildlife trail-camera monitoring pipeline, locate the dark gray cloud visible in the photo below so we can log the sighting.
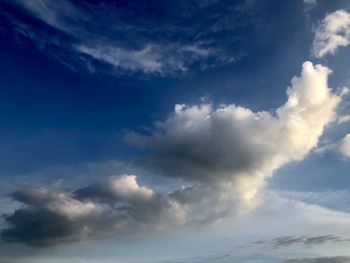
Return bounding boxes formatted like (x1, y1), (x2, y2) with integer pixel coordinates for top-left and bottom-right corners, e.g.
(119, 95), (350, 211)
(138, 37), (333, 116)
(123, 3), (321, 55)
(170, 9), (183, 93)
(282, 256), (350, 263)
(1, 172), (261, 246)
(0, 176), (187, 246)
(2, 174), (248, 246)
(1, 185), (133, 246)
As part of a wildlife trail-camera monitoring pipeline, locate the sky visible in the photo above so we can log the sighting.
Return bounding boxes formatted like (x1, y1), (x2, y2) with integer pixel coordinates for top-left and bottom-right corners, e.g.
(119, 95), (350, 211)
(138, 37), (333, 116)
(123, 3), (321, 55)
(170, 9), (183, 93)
(1, 0), (350, 262)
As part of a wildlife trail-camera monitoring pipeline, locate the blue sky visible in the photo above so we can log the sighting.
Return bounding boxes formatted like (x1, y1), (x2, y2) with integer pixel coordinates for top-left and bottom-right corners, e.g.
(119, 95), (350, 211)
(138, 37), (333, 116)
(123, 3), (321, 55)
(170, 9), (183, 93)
(2, 0), (350, 262)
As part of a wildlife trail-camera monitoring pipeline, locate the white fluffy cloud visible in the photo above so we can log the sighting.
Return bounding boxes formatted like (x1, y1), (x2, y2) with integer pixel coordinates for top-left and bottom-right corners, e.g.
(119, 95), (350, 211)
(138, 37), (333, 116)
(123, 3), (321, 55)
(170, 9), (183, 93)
(94, 175), (154, 202)
(312, 10), (350, 58)
(128, 61), (340, 204)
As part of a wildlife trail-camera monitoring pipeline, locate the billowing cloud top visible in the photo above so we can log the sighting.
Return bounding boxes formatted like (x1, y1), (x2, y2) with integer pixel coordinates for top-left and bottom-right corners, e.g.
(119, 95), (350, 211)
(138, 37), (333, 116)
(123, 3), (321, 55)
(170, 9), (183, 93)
(128, 61), (340, 189)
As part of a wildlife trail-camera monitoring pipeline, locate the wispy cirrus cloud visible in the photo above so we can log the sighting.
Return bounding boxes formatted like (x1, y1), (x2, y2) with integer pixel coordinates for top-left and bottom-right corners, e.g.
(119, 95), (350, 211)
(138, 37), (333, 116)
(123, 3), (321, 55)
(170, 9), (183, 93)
(276, 190), (350, 213)
(255, 235), (350, 250)
(1, 0), (262, 75)
(1, 175), (187, 246)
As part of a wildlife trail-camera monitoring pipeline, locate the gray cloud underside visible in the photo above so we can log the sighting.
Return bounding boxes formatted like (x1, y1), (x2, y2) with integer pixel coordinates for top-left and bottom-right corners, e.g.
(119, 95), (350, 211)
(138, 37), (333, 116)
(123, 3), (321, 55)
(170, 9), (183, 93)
(1, 175), (185, 245)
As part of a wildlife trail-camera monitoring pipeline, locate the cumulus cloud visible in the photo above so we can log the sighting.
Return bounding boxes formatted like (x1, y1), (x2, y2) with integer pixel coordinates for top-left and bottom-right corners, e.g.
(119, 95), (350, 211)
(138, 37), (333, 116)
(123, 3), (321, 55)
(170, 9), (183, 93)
(128, 61), (340, 200)
(1, 174), (257, 245)
(74, 175), (154, 203)
(1, 62), (343, 245)
(1, 175), (186, 245)
(1, 186), (106, 245)
(312, 10), (350, 58)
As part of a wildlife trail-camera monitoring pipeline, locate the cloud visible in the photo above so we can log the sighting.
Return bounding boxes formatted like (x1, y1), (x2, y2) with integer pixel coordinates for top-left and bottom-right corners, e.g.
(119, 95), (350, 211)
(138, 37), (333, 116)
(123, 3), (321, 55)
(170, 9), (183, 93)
(337, 115), (350, 124)
(312, 10), (350, 58)
(74, 175), (154, 203)
(277, 190), (350, 213)
(255, 235), (350, 250)
(338, 134), (350, 157)
(304, 0), (317, 4)
(11, 0), (85, 35)
(75, 43), (216, 75)
(1, 174), (256, 246)
(1, 186), (106, 245)
(282, 256), (350, 263)
(1, 175), (187, 246)
(3, 0), (251, 75)
(127, 61), (341, 199)
(316, 133), (350, 158)
(0, 61), (343, 246)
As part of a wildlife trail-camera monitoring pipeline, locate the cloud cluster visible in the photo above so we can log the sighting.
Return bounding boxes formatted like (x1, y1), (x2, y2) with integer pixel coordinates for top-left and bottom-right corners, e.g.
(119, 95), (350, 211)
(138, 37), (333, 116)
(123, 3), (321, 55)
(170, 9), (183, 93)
(312, 10), (350, 58)
(1, 62), (342, 245)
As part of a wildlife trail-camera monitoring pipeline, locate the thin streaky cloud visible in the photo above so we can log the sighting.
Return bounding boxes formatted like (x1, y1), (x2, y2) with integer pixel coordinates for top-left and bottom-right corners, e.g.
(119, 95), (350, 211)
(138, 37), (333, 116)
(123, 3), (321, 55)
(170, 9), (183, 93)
(3, 0), (250, 75)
